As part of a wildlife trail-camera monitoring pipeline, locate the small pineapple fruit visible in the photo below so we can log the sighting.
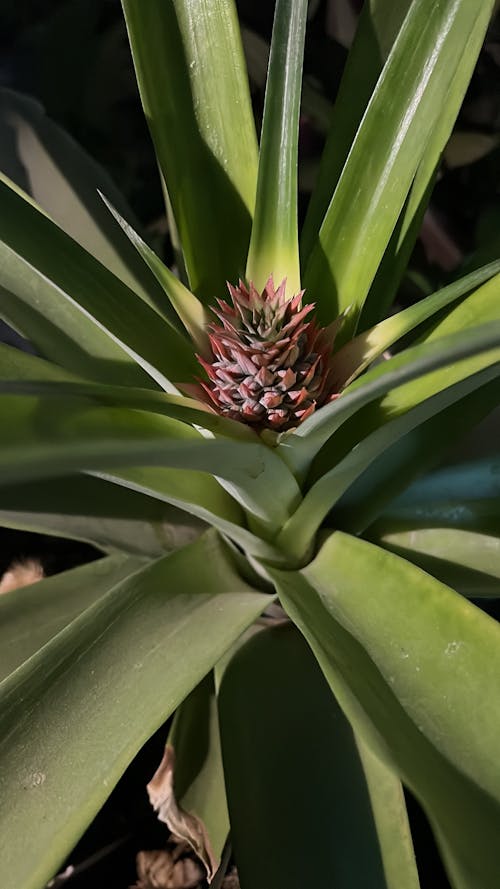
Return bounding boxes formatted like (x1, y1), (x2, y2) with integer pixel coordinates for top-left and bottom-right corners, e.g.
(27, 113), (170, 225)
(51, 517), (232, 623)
(197, 277), (337, 432)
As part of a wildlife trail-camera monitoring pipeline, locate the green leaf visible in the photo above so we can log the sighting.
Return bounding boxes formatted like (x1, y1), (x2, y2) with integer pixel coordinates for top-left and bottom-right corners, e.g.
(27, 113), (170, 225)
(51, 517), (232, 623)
(219, 623), (419, 889)
(245, 0), (308, 293)
(420, 271), (500, 343)
(0, 88), (176, 318)
(357, 168), (435, 332)
(329, 383), (500, 535)
(0, 473), (205, 557)
(0, 554), (145, 681)
(372, 527), (500, 599)
(94, 466), (285, 563)
(151, 673), (229, 879)
(6, 371), (251, 439)
(0, 532), (272, 889)
(332, 264), (500, 391)
(271, 531), (500, 889)
(304, 0), (494, 336)
(358, 3), (493, 331)
(371, 458), (500, 539)
(280, 322), (500, 478)
(0, 348), (255, 441)
(0, 179), (197, 388)
(279, 360), (500, 563)
(0, 394), (301, 536)
(121, 0), (258, 299)
(354, 737), (421, 889)
(300, 0), (411, 264)
(100, 195), (210, 355)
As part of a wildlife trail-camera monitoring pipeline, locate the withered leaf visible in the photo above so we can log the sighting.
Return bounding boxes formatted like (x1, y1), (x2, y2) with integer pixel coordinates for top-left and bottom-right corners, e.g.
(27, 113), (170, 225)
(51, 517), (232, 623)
(147, 746), (217, 882)
(134, 847), (204, 889)
(0, 559), (44, 594)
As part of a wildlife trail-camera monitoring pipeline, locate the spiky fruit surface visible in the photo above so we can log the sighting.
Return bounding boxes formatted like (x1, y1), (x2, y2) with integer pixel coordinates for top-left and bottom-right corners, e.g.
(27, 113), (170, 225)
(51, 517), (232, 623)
(197, 277), (337, 431)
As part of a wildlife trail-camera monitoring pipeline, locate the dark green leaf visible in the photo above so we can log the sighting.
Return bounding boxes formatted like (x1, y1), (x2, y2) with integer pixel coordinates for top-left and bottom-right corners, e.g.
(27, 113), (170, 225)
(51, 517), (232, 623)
(219, 623), (419, 889)
(271, 532), (500, 889)
(0, 554), (145, 680)
(0, 532), (272, 889)
(0, 88), (176, 318)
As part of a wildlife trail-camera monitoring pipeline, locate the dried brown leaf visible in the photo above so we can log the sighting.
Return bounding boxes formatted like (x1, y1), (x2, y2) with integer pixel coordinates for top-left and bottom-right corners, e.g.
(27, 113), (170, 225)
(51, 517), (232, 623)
(0, 559), (44, 594)
(221, 868), (240, 889)
(147, 746), (217, 882)
(134, 847), (204, 889)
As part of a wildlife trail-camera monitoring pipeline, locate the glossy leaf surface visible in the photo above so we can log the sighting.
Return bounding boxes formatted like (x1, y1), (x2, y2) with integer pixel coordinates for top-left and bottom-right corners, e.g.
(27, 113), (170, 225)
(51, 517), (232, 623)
(304, 0), (494, 336)
(301, 0), (411, 262)
(122, 0), (258, 298)
(246, 0), (307, 293)
(0, 180), (197, 389)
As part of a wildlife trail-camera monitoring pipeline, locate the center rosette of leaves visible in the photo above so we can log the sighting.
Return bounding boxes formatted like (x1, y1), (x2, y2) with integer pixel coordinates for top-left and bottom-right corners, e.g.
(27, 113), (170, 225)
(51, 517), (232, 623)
(196, 277), (337, 431)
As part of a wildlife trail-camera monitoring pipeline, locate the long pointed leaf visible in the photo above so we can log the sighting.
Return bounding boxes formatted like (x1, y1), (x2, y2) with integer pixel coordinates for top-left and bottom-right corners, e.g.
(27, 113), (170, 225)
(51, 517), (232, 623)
(100, 195), (210, 354)
(329, 383), (500, 535)
(333, 264), (500, 390)
(301, 0), (411, 263)
(0, 341), (256, 441)
(0, 394), (301, 534)
(0, 532), (272, 889)
(0, 87), (176, 318)
(219, 623), (419, 889)
(0, 554), (145, 681)
(121, 0), (258, 298)
(304, 0), (494, 336)
(0, 473), (205, 557)
(358, 3), (492, 330)
(280, 322), (500, 477)
(279, 361), (500, 562)
(245, 0), (308, 293)
(0, 179), (196, 389)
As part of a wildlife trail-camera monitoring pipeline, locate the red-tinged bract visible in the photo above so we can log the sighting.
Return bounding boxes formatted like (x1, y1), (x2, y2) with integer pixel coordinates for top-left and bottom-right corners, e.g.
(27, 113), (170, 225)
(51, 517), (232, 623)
(197, 277), (338, 432)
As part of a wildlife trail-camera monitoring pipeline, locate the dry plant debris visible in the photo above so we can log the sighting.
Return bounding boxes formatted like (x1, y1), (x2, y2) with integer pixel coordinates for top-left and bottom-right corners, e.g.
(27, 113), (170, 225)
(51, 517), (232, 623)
(0, 558), (44, 594)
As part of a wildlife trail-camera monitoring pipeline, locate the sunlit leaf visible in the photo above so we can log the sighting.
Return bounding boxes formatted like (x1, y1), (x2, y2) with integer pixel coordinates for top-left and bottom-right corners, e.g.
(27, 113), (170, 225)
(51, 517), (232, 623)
(304, 0), (494, 337)
(245, 0), (308, 293)
(122, 0), (258, 298)
(0, 179), (197, 388)
(271, 531), (500, 889)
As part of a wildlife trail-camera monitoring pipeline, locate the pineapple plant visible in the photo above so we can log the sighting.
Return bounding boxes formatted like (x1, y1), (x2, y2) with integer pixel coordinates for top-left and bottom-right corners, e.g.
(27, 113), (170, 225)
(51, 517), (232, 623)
(0, 1), (499, 888)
